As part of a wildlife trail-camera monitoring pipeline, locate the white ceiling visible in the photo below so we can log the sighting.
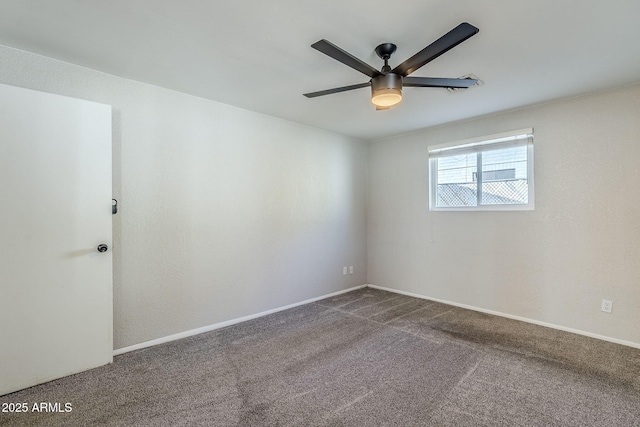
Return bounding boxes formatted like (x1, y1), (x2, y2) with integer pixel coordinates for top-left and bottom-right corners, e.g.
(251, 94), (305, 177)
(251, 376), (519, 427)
(1, 0), (639, 141)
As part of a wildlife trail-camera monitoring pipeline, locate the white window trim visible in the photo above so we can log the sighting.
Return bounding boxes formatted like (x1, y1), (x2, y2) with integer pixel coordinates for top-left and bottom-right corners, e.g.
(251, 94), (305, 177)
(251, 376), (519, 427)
(428, 128), (535, 211)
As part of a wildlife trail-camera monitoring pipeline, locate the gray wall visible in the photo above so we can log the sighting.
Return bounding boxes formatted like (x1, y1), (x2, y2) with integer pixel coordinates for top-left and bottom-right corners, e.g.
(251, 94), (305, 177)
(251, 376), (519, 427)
(368, 84), (640, 345)
(0, 45), (368, 350)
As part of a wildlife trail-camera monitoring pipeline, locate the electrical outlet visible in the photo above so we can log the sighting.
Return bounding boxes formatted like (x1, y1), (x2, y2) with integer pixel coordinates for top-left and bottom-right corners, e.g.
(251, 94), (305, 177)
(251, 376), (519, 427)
(349, 266), (353, 275)
(343, 266), (347, 275)
(601, 299), (612, 313)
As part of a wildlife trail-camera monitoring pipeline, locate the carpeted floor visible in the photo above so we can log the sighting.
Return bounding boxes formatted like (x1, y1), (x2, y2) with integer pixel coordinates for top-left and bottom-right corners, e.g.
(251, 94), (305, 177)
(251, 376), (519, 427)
(2, 287), (640, 426)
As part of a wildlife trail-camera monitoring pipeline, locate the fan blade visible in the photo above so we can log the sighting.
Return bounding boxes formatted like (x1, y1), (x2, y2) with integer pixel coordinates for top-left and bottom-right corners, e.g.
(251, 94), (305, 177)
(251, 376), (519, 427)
(303, 82), (371, 98)
(311, 39), (382, 78)
(403, 77), (477, 88)
(375, 106), (391, 111)
(392, 23), (479, 77)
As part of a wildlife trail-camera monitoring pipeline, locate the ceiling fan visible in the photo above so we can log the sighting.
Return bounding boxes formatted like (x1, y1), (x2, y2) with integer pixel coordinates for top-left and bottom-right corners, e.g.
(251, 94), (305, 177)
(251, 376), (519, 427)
(303, 22), (479, 110)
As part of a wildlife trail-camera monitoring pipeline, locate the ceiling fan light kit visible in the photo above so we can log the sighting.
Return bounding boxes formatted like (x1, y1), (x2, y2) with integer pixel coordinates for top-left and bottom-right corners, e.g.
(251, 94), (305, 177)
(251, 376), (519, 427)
(371, 73), (403, 107)
(304, 22), (480, 110)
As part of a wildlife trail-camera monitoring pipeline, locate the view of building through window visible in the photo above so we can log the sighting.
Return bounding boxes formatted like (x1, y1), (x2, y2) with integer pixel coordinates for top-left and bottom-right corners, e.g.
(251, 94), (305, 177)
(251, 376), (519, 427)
(428, 130), (533, 210)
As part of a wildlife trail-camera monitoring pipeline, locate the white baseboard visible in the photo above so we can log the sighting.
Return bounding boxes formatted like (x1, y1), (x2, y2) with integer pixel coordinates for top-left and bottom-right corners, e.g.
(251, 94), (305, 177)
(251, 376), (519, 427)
(113, 285), (367, 356)
(367, 284), (640, 350)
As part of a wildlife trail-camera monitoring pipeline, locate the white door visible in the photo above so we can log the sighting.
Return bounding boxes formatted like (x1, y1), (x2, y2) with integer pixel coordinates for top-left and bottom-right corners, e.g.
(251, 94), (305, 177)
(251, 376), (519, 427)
(0, 83), (113, 396)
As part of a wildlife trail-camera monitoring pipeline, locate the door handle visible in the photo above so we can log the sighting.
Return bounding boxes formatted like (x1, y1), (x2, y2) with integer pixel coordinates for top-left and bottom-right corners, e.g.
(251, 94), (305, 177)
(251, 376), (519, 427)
(97, 244), (108, 253)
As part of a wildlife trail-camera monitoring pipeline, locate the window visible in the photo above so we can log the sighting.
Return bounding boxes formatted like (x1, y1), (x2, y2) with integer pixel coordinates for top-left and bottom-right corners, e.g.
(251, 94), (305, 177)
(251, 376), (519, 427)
(428, 128), (534, 210)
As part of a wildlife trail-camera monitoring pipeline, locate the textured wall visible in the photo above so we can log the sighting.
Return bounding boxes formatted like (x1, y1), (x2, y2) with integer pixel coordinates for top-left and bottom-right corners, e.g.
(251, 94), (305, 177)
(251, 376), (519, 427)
(368, 84), (640, 345)
(0, 45), (368, 349)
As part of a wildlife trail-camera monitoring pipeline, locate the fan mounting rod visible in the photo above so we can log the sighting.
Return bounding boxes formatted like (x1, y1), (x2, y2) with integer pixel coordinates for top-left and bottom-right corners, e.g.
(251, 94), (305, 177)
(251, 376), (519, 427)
(375, 43), (397, 72)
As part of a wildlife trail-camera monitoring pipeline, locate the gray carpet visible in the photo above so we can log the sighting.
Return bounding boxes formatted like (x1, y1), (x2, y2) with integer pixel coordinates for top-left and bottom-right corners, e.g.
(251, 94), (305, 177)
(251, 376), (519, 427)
(2, 287), (640, 426)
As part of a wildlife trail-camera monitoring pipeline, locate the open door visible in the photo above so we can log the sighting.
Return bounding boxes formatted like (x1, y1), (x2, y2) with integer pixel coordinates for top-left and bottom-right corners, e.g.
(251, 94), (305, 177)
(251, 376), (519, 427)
(0, 83), (113, 395)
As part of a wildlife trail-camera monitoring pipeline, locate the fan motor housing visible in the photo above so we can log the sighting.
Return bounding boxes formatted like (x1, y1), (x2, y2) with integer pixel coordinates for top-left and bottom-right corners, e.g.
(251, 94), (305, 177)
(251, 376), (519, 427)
(371, 73), (402, 93)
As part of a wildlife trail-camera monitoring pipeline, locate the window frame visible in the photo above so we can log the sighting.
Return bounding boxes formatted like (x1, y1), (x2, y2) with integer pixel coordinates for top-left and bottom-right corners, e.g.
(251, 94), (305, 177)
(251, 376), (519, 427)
(428, 128), (535, 211)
